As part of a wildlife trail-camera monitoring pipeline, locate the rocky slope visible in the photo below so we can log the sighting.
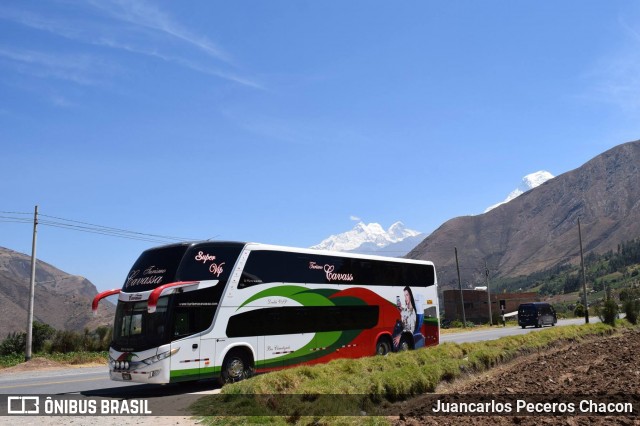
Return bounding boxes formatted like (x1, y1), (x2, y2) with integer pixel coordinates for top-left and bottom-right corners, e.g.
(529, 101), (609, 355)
(408, 140), (640, 288)
(0, 247), (114, 337)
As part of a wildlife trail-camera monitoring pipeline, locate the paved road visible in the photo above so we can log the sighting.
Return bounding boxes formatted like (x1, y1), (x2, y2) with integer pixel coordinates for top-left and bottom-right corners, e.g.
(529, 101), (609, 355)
(0, 366), (220, 397)
(0, 366), (127, 395)
(441, 317), (598, 344)
(0, 367), (220, 419)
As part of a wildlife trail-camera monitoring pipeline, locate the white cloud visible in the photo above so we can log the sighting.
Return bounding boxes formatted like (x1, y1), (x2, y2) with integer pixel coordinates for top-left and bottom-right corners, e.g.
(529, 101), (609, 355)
(350, 215), (361, 222)
(0, 46), (114, 86)
(96, 37), (263, 90)
(86, 0), (231, 63)
(0, 1), (260, 88)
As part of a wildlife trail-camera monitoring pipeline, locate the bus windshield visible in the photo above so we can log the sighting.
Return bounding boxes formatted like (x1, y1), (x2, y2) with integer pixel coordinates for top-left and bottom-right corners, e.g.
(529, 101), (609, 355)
(113, 296), (171, 351)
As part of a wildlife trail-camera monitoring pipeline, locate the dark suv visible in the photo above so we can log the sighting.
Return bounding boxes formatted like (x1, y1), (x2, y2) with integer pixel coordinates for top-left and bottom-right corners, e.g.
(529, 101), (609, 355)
(518, 302), (557, 329)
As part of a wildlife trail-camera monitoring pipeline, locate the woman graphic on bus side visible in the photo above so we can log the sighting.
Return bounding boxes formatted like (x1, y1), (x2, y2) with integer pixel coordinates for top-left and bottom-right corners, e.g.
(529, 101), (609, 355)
(392, 286), (417, 350)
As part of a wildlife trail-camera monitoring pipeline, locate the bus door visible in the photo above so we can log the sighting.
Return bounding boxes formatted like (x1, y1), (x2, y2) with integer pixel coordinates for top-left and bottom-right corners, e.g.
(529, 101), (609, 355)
(170, 285), (221, 381)
(170, 314), (202, 382)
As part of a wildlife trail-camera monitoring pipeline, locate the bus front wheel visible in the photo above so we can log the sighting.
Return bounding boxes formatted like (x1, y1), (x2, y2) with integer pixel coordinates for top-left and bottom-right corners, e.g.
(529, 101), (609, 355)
(220, 349), (253, 384)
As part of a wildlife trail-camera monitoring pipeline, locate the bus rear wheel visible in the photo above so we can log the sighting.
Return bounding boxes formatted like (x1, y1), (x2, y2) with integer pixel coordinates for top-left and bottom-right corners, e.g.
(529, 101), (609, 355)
(375, 337), (392, 356)
(398, 335), (411, 352)
(220, 349), (253, 385)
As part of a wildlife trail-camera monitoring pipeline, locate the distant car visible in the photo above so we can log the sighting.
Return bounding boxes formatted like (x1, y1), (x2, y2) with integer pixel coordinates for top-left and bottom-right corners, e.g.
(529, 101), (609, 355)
(518, 302), (557, 329)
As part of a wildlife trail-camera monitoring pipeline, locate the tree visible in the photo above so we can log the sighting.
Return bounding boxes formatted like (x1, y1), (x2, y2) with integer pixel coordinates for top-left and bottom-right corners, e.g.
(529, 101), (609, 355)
(32, 322), (55, 353)
(574, 303), (585, 318)
(623, 299), (640, 325)
(598, 289), (618, 327)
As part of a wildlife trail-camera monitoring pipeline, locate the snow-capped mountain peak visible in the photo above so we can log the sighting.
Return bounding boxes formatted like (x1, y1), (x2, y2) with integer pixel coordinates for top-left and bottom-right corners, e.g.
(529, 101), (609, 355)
(389, 221), (420, 240)
(311, 221), (423, 254)
(484, 170), (554, 213)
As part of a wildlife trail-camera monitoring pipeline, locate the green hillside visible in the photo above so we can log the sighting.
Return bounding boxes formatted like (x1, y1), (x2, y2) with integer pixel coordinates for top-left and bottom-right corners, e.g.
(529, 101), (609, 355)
(492, 237), (640, 315)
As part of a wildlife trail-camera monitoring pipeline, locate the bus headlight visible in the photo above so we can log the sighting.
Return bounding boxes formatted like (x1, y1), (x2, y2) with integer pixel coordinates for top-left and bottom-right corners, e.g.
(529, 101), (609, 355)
(141, 347), (180, 366)
(110, 347), (179, 371)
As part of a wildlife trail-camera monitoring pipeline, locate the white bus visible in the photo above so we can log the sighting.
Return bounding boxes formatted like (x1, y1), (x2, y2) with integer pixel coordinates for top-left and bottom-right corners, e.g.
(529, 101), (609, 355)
(92, 241), (439, 384)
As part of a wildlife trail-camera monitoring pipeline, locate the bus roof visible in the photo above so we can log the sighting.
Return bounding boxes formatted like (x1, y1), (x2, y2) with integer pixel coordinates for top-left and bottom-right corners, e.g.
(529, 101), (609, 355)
(142, 240), (434, 266)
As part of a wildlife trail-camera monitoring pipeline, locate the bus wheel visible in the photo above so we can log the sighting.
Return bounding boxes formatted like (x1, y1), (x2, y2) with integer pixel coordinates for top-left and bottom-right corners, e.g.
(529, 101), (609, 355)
(220, 349), (253, 384)
(398, 336), (411, 352)
(375, 337), (392, 356)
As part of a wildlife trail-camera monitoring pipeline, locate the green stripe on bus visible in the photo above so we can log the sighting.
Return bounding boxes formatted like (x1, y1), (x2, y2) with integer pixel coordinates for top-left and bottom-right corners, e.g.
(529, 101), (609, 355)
(170, 368), (200, 382)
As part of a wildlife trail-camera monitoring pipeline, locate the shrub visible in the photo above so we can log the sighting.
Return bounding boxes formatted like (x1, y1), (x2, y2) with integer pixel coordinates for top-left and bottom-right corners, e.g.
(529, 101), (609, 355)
(0, 322), (56, 355)
(623, 299), (640, 325)
(574, 303), (585, 318)
(0, 332), (26, 356)
(598, 299), (619, 326)
(49, 330), (83, 353)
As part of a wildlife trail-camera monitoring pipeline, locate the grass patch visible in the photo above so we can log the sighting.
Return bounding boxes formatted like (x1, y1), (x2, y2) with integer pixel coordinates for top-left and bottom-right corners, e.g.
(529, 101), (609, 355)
(46, 351), (108, 365)
(192, 322), (620, 424)
(0, 351), (108, 369)
(0, 353), (24, 368)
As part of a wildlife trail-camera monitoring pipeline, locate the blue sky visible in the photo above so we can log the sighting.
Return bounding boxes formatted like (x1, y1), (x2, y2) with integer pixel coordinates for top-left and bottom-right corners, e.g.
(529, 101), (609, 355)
(2, 1), (640, 292)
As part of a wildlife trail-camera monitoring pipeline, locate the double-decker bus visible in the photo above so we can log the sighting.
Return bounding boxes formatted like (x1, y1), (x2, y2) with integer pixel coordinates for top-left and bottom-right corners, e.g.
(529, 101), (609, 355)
(92, 241), (439, 384)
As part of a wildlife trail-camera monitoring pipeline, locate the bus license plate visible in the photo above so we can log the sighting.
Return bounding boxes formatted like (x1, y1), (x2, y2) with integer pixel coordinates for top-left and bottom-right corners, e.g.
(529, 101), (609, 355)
(122, 372), (131, 381)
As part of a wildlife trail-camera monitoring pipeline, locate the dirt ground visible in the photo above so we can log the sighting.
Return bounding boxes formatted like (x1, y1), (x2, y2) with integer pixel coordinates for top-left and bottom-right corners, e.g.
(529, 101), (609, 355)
(388, 329), (640, 425)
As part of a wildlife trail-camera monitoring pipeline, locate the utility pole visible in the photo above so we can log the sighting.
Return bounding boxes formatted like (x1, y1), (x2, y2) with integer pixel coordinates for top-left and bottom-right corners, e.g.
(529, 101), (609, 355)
(455, 247), (466, 327)
(578, 218), (589, 324)
(25, 205), (38, 361)
(485, 260), (492, 326)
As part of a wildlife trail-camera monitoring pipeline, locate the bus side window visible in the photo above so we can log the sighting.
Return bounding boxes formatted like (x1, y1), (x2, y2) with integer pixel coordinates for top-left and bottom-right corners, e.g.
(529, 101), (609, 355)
(172, 287), (218, 337)
(239, 251), (284, 288)
(174, 312), (190, 336)
(424, 306), (437, 318)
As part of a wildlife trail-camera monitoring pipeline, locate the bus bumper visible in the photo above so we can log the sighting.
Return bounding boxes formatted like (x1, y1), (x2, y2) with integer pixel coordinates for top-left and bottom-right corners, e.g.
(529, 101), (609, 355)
(108, 346), (173, 384)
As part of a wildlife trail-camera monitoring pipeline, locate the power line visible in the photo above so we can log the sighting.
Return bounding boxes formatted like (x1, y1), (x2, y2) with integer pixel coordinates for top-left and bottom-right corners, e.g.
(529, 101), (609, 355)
(39, 221), (179, 244)
(0, 214), (32, 223)
(1, 210), (198, 244)
(38, 214), (192, 242)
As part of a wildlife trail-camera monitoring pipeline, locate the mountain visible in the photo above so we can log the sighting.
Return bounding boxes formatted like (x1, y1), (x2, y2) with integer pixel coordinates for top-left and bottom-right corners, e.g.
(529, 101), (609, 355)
(0, 247), (115, 338)
(407, 140), (640, 288)
(484, 171), (555, 213)
(311, 221), (424, 256)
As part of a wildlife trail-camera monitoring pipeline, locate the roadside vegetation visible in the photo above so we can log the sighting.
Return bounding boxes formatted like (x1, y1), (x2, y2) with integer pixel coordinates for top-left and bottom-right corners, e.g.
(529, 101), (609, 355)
(494, 237), (640, 297)
(0, 322), (109, 368)
(191, 321), (628, 424)
(441, 237), (640, 327)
